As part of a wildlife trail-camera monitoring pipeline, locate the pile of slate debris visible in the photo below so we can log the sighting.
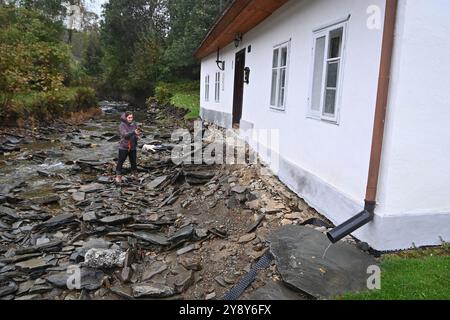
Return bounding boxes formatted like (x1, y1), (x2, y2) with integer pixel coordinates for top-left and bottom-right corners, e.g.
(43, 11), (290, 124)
(0, 102), (371, 300)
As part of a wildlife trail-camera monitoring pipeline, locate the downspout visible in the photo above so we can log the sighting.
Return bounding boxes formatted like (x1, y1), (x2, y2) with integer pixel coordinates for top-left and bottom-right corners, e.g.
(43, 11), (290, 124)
(327, 0), (398, 243)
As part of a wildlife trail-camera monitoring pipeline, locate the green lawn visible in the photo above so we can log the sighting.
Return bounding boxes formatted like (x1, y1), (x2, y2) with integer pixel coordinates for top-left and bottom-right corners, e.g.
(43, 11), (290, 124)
(341, 247), (450, 300)
(157, 81), (200, 120)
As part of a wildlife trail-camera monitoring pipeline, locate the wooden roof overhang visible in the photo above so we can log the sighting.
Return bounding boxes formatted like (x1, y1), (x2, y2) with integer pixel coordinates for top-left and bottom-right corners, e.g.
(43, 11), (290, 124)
(194, 0), (288, 60)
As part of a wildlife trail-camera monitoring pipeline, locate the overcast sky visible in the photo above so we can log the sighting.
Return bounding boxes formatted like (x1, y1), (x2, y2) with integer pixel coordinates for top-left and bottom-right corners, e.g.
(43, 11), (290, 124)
(85, 0), (108, 17)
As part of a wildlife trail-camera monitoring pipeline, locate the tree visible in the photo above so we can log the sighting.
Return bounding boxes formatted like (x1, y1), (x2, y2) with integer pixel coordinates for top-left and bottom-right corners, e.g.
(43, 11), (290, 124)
(161, 0), (231, 80)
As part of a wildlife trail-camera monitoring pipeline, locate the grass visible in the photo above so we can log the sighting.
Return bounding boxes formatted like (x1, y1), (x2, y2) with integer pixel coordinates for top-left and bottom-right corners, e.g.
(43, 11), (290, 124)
(340, 246), (450, 300)
(157, 81), (200, 120)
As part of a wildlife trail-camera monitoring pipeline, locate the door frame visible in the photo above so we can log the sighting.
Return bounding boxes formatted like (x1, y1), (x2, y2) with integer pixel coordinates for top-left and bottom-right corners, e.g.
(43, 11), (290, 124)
(232, 48), (246, 127)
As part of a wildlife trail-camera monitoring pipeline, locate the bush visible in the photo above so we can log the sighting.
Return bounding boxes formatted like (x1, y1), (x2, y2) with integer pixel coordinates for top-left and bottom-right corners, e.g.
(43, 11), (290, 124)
(73, 87), (97, 111)
(154, 84), (173, 106)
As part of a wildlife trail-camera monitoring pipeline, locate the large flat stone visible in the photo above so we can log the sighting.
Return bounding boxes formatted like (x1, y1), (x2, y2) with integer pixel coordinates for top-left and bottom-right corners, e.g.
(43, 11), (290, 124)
(267, 225), (378, 299)
(246, 281), (306, 300)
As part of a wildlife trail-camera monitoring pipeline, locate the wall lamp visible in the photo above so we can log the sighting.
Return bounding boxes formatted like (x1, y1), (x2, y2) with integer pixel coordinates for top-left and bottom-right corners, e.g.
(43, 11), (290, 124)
(234, 33), (243, 48)
(216, 48), (225, 71)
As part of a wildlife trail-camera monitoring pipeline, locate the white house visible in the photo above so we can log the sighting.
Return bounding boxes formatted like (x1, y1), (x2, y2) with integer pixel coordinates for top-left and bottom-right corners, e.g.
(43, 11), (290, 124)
(195, 0), (450, 251)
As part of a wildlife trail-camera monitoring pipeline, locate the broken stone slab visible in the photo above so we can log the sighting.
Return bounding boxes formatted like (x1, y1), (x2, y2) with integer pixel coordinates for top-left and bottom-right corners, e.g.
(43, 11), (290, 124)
(246, 214), (265, 233)
(46, 268), (105, 291)
(145, 176), (168, 190)
(231, 185), (247, 194)
(83, 211), (97, 222)
(72, 192), (86, 202)
(246, 281), (307, 300)
(100, 214), (133, 225)
(132, 282), (174, 298)
(238, 233), (256, 244)
(263, 201), (286, 214)
(83, 249), (126, 269)
(71, 141), (92, 148)
(172, 268), (194, 294)
(133, 231), (169, 246)
(97, 176), (111, 184)
(142, 261), (168, 281)
(0, 206), (19, 220)
(176, 244), (197, 256)
(15, 257), (51, 271)
(168, 225), (194, 244)
(110, 285), (134, 299)
(79, 183), (105, 193)
(267, 225), (378, 299)
(0, 281), (18, 297)
(34, 213), (76, 230)
(184, 171), (216, 184)
(15, 240), (63, 255)
(178, 256), (202, 271)
(31, 195), (60, 205)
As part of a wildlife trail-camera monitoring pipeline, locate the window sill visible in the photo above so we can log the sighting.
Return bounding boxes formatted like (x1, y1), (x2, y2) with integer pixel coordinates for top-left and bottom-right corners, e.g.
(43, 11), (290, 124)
(306, 114), (340, 125)
(269, 106), (286, 112)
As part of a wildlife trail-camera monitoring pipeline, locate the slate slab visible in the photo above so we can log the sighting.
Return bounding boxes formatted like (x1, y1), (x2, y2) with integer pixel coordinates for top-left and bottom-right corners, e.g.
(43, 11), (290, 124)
(246, 281), (307, 300)
(267, 225), (378, 299)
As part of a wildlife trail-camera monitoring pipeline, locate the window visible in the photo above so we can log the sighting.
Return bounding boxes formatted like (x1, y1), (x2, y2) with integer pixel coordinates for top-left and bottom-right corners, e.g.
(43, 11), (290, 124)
(309, 23), (346, 122)
(205, 75), (210, 101)
(215, 72), (221, 102)
(270, 41), (290, 110)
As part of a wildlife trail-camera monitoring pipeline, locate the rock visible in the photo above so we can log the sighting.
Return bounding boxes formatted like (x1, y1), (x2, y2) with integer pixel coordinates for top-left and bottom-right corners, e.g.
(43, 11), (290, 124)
(100, 214), (133, 225)
(71, 141), (92, 148)
(0, 206), (18, 220)
(97, 176), (111, 184)
(110, 285), (134, 299)
(281, 219), (293, 225)
(145, 176), (168, 190)
(176, 244), (197, 256)
(284, 212), (304, 220)
(205, 292), (216, 300)
(238, 233), (256, 244)
(83, 211), (97, 222)
(184, 171), (215, 184)
(246, 281), (306, 300)
(172, 266), (194, 293)
(46, 268), (105, 291)
(0, 281), (18, 297)
(178, 256), (202, 271)
(132, 282), (174, 298)
(264, 201), (285, 214)
(356, 242), (371, 252)
(142, 261), (168, 281)
(267, 225), (378, 299)
(83, 249), (126, 268)
(31, 195), (60, 205)
(194, 228), (208, 239)
(15, 257), (50, 270)
(134, 232), (169, 246)
(36, 236), (50, 246)
(72, 192), (86, 202)
(168, 225), (194, 243)
(15, 294), (42, 300)
(37, 213), (75, 230)
(79, 183), (105, 193)
(214, 275), (228, 287)
(246, 214), (265, 233)
(231, 185), (247, 194)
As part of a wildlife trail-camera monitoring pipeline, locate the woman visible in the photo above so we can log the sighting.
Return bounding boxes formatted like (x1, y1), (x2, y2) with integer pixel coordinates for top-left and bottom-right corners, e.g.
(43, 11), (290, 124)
(115, 111), (141, 183)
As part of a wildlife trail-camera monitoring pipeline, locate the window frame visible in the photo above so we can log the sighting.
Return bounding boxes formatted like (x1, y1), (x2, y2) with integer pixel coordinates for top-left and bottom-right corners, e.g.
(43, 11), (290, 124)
(205, 75), (210, 102)
(307, 20), (348, 124)
(214, 72), (221, 103)
(270, 40), (291, 111)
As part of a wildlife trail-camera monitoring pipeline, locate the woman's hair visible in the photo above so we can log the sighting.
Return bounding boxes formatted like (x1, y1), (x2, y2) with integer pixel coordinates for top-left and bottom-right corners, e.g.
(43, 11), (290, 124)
(125, 111), (133, 117)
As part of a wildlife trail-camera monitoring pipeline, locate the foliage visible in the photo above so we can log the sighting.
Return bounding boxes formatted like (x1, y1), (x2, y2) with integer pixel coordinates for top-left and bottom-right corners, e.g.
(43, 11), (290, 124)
(154, 84), (173, 106)
(0, 4), (97, 123)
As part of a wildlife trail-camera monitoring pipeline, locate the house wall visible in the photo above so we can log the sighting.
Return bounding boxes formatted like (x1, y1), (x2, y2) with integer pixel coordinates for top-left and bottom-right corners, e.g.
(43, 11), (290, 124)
(199, 0), (450, 250)
(373, 0), (450, 249)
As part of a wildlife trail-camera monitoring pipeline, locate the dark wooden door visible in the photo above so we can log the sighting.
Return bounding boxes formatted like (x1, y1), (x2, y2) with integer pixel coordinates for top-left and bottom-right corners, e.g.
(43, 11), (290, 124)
(232, 48), (246, 127)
